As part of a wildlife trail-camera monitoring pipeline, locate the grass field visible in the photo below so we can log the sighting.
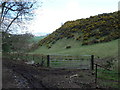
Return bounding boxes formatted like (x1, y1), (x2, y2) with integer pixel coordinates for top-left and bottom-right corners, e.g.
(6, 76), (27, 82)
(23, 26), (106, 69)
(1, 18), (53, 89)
(31, 38), (119, 59)
(97, 68), (119, 88)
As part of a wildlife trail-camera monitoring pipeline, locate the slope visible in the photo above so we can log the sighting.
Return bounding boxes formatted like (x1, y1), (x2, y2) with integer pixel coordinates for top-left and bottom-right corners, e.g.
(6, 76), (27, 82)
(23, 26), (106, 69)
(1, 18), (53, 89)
(31, 11), (119, 59)
(32, 38), (118, 58)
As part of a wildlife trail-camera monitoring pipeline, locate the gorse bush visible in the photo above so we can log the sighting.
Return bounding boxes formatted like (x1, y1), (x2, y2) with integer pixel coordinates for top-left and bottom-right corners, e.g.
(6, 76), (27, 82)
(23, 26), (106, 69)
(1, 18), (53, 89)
(31, 11), (120, 50)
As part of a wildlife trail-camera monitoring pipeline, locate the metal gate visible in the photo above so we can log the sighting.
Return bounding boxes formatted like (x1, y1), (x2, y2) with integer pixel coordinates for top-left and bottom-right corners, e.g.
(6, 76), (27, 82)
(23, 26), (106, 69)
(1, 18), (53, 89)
(48, 55), (94, 69)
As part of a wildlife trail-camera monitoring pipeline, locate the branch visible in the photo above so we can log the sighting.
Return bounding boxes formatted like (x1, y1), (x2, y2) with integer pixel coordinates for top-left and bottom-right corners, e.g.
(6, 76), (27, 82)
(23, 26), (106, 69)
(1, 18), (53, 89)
(6, 12), (20, 32)
(0, 2), (6, 27)
(1, 3), (16, 23)
(1, 2), (35, 32)
(1, 2), (6, 18)
(4, 3), (33, 12)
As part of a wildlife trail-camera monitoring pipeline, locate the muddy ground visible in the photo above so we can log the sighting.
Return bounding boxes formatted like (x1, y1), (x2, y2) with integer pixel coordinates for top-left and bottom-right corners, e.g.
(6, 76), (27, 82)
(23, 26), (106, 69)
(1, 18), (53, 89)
(2, 58), (116, 89)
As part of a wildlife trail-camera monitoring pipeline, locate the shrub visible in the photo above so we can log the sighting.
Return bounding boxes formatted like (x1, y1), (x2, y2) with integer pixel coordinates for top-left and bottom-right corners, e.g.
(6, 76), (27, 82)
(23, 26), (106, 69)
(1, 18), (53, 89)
(46, 44), (51, 49)
(65, 45), (71, 49)
(82, 40), (89, 45)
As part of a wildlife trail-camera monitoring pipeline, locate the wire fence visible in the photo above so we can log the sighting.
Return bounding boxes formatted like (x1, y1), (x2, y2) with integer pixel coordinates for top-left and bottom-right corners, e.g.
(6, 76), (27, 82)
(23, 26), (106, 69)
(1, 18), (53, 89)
(94, 64), (119, 88)
(4, 52), (48, 66)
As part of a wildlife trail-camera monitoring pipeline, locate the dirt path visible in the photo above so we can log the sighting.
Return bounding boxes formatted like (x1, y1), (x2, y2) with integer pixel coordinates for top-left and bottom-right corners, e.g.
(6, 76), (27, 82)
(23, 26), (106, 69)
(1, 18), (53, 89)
(2, 58), (101, 89)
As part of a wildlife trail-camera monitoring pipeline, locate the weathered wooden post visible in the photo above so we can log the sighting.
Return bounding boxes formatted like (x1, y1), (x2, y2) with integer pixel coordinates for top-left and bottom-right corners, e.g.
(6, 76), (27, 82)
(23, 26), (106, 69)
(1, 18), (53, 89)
(15, 53), (17, 59)
(33, 54), (34, 61)
(95, 64), (97, 84)
(91, 55), (94, 70)
(17, 53), (19, 60)
(47, 55), (50, 67)
(10, 53), (13, 60)
(26, 53), (28, 61)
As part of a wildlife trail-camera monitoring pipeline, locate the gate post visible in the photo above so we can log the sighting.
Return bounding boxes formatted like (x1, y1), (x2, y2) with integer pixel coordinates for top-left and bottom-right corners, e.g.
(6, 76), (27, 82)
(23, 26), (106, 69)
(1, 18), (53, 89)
(33, 54), (34, 61)
(47, 55), (50, 67)
(95, 64), (97, 84)
(91, 55), (94, 70)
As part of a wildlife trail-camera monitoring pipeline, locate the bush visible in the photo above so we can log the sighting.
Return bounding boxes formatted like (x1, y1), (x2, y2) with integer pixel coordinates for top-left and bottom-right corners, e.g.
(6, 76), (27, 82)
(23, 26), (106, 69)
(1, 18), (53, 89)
(65, 45), (71, 49)
(82, 40), (89, 45)
(46, 44), (52, 49)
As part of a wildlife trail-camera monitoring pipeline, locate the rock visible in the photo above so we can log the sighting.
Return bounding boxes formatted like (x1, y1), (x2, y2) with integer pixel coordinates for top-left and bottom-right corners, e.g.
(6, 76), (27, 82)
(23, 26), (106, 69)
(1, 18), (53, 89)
(25, 61), (34, 64)
(70, 74), (78, 78)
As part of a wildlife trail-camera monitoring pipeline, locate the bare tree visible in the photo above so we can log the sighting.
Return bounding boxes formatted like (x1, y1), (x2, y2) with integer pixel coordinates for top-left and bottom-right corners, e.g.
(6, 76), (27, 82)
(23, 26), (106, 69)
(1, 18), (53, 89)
(0, 0), (40, 52)
(0, 0), (37, 32)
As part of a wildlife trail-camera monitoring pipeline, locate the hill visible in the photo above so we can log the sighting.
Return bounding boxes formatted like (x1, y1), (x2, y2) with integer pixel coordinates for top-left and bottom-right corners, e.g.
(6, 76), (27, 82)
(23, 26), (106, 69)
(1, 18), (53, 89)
(31, 11), (119, 50)
(29, 36), (46, 43)
(31, 11), (119, 62)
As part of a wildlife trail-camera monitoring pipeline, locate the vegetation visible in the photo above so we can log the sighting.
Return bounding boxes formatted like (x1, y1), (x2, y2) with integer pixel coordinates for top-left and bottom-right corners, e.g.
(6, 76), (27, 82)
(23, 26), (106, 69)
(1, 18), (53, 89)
(31, 38), (118, 58)
(1, 1), (37, 53)
(31, 11), (120, 50)
(97, 69), (118, 81)
(97, 69), (119, 88)
(0, 1), (36, 32)
(2, 32), (33, 52)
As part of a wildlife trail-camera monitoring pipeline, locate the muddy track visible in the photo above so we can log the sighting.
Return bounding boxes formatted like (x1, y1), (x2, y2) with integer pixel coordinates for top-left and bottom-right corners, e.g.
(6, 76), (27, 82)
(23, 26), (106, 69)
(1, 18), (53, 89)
(13, 69), (46, 88)
(3, 58), (117, 89)
(3, 58), (47, 89)
(2, 58), (96, 89)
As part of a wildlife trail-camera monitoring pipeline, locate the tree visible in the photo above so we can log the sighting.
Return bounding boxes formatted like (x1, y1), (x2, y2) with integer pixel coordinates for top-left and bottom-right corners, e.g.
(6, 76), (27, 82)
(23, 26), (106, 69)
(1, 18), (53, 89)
(0, 1), (36, 32)
(10, 33), (34, 52)
(0, 0), (38, 52)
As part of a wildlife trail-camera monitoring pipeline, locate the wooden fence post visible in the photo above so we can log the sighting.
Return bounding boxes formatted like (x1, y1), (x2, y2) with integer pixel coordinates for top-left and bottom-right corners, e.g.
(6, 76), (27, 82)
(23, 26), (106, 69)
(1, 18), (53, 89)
(17, 53), (19, 60)
(33, 54), (34, 61)
(47, 55), (50, 67)
(91, 55), (94, 70)
(16, 53), (18, 59)
(95, 64), (97, 84)
(42, 56), (43, 61)
(26, 54), (28, 61)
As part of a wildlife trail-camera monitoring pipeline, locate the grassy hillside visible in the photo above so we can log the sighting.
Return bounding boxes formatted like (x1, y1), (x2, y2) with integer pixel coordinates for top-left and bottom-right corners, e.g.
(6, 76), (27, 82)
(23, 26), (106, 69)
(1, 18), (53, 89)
(31, 11), (119, 59)
(32, 38), (118, 58)
(31, 11), (119, 50)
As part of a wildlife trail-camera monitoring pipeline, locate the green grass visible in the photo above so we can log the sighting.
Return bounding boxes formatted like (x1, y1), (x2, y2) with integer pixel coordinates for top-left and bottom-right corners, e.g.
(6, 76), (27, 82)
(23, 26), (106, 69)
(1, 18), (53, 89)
(31, 38), (119, 59)
(97, 69), (119, 88)
(97, 69), (118, 81)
